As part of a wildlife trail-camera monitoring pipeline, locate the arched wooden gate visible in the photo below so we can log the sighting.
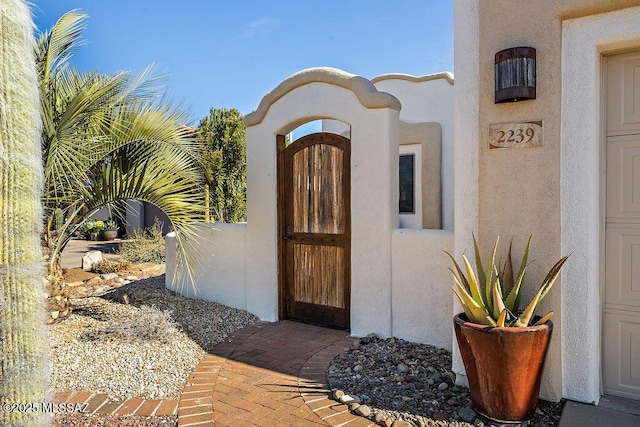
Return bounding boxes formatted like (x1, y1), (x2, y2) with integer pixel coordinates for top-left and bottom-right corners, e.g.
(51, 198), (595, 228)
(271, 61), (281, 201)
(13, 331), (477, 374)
(277, 133), (351, 329)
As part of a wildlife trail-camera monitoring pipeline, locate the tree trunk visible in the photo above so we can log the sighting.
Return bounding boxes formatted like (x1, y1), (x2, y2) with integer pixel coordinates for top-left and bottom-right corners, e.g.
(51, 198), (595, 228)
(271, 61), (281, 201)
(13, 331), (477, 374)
(204, 182), (211, 222)
(0, 1), (51, 425)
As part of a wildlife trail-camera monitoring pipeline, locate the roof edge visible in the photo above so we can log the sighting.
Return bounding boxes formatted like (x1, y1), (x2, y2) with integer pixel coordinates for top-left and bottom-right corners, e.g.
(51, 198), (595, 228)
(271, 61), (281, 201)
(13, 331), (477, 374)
(245, 67), (401, 127)
(371, 71), (454, 86)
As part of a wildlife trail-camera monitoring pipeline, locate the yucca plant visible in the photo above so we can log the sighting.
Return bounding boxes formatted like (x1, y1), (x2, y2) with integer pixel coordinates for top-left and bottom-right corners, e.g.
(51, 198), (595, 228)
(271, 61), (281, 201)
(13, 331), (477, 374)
(445, 235), (568, 327)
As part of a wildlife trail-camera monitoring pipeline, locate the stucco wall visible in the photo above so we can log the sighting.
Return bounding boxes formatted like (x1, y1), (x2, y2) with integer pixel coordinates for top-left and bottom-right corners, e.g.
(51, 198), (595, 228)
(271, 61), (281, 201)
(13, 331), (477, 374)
(457, 0), (640, 404)
(391, 229), (453, 350)
(243, 68), (401, 335)
(165, 223), (247, 309)
(372, 75), (455, 232)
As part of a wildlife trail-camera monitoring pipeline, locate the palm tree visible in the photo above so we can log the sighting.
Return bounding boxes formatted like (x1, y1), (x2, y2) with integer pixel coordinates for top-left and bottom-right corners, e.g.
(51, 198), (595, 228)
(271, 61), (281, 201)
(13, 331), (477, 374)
(36, 10), (206, 321)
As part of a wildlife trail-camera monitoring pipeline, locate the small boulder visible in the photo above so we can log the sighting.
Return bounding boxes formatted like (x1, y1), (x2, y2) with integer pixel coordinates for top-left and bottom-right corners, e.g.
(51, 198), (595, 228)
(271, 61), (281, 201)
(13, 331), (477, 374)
(82, 250), (103, 270)
(374, 412), (387, 423)
(332, 389), (344, 400)
(339, 395), (355, 404)
(458, 407), (478, 423)
(101, 273), (118, 280)
(354, 404), (371, 417)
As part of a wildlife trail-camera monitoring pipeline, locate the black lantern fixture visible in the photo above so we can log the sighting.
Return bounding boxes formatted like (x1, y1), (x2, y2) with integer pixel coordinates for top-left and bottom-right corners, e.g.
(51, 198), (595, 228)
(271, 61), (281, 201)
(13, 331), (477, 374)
(494, 46), (536, 103)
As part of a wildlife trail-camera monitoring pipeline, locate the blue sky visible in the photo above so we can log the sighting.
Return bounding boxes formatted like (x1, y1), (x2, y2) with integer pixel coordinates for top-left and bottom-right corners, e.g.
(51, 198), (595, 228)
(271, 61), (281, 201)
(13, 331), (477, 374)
(31, 1), (453, 126)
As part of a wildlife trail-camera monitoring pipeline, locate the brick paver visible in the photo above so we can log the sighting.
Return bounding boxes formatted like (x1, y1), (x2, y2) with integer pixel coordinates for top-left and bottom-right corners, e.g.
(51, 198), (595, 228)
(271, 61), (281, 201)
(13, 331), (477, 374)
(54, 321), (372, 426)
(53, 391), (178, 417)
(178, 320), (373, 427)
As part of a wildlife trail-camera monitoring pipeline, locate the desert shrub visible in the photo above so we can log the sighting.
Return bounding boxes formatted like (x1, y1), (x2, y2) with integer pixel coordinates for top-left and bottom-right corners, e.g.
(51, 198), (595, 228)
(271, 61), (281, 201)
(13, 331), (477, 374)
(119, 218), (166, 264)
(91, 260), (131, 274)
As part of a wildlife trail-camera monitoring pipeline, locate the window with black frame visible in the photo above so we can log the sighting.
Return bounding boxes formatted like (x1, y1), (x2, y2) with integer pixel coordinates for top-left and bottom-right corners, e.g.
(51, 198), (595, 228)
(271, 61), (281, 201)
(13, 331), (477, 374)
(399, 154), (415, 214)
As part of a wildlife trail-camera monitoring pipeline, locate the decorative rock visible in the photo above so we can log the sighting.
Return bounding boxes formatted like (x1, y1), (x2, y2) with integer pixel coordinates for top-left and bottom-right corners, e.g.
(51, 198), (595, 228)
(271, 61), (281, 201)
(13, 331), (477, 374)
(332, 389), (344, 400)
(458, 407), (478, 423)
(397, 363), (410, 373)
(351, 395), (362, 404)
(327, 336), (563, 427)
(101, 273), (118, 280)
(391, 421), (412, 427)
(339, 394), (355, 404)
(354, 404), (371, 417)
(125, 275), (139, 281)
(348, 402), (360, 411)
(353, 364), (363, 372)
(115, 277), (125, 284)
(432, 411), (449, 420)
(82, 250), (103, 270)
(84, 277), (103, 286)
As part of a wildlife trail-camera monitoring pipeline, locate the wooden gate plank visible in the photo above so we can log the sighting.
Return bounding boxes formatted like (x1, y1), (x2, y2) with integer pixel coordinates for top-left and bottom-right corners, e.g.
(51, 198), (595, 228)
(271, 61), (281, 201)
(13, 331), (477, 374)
(278, 132), (351, 329)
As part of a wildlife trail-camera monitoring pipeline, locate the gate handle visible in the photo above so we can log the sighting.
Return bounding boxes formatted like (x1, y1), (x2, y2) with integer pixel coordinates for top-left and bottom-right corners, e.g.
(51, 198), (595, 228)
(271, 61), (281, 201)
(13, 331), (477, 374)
(283, 225), (292, 241)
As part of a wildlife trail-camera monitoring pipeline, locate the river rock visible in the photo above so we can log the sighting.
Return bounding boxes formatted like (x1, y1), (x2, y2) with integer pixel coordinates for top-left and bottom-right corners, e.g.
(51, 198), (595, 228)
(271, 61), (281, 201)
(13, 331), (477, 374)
(458, 407), (478, 423)
(354, 404), (371, 417)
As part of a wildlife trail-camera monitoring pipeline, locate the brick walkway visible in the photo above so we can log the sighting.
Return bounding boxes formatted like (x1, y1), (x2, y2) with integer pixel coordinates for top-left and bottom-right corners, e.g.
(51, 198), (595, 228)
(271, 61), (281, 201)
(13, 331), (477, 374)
(178, 320), (376, 427)
(53, 390), (178, 418)
(54, 321), (374, 426)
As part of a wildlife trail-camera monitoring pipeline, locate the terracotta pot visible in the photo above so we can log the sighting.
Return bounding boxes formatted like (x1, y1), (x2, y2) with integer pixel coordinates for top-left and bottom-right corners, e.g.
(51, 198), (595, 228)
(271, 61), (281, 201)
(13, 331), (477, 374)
(453, 313), (553, 423)
(102, 229), (117, 241)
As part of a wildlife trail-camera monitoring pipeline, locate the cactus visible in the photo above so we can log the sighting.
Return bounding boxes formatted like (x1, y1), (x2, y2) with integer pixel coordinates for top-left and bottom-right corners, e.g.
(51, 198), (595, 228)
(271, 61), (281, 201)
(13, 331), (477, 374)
(0, 1), (51, 426)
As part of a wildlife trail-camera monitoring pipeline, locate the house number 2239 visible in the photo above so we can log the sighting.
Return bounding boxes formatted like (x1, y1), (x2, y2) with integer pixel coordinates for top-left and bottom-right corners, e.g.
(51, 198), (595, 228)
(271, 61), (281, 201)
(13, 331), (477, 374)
(489, 121), (543, 149)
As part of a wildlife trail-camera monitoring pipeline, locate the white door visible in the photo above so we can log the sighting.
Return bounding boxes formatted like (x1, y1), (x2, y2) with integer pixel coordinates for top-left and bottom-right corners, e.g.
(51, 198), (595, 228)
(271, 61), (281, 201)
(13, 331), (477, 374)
(603, 50), (640, 400)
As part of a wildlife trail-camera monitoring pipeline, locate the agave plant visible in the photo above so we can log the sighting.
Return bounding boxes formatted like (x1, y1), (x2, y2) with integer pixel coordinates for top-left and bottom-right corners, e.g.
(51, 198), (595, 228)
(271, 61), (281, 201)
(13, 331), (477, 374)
(445, 235), (568, 327)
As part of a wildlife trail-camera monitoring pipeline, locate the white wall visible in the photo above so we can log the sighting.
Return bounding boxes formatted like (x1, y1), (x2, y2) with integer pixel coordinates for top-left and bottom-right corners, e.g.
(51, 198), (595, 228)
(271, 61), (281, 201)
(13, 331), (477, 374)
(166, 223), (247, 309)
(372, 74), (455, 231)
(561, 6), (640, 404)
(452, 0), (480, 389)
(391, 229), (454, 350)
(243, 68), (401, 335)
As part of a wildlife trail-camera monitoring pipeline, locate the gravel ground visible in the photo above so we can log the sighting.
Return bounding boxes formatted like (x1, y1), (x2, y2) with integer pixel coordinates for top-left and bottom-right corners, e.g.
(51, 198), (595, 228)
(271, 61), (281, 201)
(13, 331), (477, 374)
(48, 272), (259, 426)
(52, 413), (177, 427)
(328, 335), (564, 427)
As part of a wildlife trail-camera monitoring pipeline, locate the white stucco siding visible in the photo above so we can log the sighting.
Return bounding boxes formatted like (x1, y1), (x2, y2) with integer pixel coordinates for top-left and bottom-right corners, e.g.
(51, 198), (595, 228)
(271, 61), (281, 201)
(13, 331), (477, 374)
(245, 78), (400, 336)
(244, 122), (279, 321)
(391, 229), (454, 350)
(166, 223), (247, 310)
(561, 6), (640, 404)
(349, 107), (399, 338)
(372, 76), (455, 232)
(452, 0), (480, 389)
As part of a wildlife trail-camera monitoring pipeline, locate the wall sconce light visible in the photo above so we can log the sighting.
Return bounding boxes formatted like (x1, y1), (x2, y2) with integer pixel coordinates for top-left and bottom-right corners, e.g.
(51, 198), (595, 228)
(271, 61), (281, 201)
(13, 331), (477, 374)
(495, 46), (536, 103)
